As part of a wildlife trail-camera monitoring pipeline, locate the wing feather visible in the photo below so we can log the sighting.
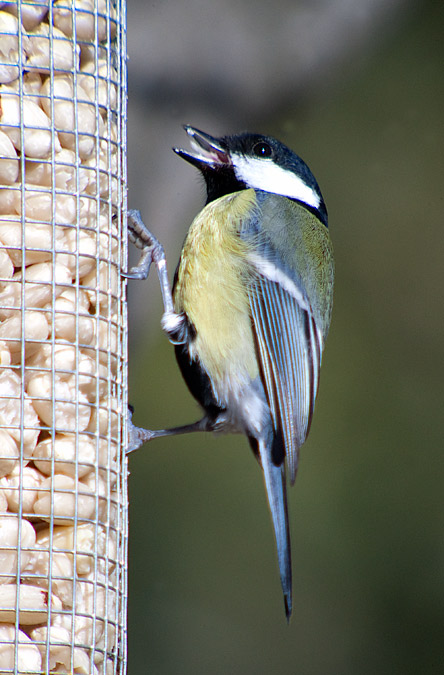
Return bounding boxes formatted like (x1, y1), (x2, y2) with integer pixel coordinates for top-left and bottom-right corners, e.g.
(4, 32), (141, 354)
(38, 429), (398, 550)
(249, 274), (323, 484)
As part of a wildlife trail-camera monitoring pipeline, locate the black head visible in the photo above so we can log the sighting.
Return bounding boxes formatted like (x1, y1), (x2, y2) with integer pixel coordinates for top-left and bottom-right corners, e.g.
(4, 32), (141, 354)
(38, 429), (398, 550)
(174, 125), (327, 226)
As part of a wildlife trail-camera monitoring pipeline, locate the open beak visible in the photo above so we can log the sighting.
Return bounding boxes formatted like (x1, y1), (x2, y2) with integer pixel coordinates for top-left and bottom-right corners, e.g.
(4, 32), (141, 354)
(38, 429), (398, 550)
(173, 125), (230, 169)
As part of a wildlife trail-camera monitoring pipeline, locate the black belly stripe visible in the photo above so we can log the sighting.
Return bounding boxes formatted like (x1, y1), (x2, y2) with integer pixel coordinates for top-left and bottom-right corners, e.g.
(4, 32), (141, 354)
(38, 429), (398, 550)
(174, 337), (225, 422)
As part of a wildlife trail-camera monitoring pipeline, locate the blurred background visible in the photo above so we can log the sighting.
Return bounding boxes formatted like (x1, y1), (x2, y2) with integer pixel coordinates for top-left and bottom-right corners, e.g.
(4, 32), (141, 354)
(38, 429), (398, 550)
(125, 0), (444, 673)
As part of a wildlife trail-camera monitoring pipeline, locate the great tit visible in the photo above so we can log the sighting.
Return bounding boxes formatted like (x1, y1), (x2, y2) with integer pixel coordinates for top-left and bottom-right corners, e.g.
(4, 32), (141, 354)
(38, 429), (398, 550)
(126, 125), (334, 620)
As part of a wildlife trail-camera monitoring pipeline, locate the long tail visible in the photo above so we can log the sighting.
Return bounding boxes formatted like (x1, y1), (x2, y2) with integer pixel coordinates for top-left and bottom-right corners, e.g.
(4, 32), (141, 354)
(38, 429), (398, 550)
(258, 437), (292, 620)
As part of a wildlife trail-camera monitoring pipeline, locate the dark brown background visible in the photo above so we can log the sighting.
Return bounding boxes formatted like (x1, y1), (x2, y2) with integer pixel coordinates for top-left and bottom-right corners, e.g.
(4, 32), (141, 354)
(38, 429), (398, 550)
(126, 1), (444, 672)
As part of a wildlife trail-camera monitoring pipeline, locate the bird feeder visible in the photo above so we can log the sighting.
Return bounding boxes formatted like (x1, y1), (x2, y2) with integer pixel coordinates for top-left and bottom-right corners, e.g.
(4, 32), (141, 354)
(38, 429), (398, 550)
(0, 1), (128, 672)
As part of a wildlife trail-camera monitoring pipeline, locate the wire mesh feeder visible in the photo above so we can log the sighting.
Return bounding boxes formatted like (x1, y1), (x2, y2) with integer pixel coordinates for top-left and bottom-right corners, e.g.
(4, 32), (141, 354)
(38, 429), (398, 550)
(0, 1), (128, 673)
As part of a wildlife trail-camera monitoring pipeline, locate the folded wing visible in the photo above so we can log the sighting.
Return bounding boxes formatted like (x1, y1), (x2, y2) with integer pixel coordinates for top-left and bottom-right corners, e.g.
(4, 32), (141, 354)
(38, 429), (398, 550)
(249, 271), (322, 484)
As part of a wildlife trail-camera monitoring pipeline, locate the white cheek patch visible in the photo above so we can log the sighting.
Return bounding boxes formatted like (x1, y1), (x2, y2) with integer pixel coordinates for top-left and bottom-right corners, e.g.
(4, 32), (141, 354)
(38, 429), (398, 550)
(231, 154), (320, 208)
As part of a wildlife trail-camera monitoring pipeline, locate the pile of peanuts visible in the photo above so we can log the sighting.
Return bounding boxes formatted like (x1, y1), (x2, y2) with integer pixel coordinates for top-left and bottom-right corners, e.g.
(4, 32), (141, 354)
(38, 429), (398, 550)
(0, 1), (127, 673)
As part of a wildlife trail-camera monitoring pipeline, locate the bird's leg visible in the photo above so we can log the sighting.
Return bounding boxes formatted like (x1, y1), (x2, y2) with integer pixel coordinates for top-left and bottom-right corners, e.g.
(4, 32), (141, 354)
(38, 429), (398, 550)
(124, 209), (187, 344)
(124, 210), (201, 453)
(127, 408), (213, 453)
(124, 209), (176, 319)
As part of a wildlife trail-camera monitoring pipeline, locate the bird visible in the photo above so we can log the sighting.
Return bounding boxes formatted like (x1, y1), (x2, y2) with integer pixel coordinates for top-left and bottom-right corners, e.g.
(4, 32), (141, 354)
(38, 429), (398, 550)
(125, 125), (335, 620)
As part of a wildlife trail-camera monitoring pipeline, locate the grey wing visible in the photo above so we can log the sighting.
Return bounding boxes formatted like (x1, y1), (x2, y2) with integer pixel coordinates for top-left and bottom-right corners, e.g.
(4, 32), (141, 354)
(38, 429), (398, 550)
(249, 275), (323, 484)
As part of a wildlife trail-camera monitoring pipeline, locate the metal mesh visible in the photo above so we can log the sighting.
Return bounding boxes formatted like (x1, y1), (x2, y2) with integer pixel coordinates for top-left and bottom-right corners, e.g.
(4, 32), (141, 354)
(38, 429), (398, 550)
(0, 1), (128, 673)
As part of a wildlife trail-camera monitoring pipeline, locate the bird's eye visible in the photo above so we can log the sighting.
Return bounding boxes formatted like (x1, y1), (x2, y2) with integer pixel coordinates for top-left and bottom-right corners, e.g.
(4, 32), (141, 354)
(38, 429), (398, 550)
(253, 142), (272, 158)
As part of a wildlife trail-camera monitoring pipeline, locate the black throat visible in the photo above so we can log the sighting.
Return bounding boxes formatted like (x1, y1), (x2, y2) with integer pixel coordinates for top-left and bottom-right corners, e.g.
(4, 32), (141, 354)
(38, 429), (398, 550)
(203, 167), (246, 203)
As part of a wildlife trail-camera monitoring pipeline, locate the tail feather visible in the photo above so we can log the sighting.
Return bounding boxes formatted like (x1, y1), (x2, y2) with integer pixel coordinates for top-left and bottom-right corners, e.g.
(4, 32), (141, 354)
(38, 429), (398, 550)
(258, 437), (292, 620)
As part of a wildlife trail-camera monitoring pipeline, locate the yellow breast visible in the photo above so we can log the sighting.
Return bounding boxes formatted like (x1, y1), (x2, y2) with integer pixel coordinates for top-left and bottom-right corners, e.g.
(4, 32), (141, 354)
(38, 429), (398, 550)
(174, 189), (259, 397)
